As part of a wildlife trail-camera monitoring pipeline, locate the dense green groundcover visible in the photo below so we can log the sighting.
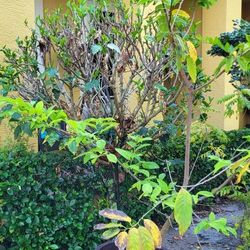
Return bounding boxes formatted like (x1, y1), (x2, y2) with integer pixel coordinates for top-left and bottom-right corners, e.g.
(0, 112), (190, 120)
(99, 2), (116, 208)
(0, 128), (249, 249)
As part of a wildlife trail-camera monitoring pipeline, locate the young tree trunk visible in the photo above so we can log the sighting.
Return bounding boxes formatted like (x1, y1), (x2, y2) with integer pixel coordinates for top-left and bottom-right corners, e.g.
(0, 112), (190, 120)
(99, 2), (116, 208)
(183, 90), (194, 187)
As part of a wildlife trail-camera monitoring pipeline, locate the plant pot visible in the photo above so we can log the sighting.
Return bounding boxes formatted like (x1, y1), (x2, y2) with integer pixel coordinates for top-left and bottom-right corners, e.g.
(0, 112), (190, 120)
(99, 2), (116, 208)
(96, 241), (118, 250)
(96, 241), (163, 250)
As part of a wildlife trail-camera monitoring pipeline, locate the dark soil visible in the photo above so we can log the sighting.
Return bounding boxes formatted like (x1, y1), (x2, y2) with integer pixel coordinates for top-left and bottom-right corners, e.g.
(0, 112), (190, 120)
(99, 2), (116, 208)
(162, 199), (245, 250)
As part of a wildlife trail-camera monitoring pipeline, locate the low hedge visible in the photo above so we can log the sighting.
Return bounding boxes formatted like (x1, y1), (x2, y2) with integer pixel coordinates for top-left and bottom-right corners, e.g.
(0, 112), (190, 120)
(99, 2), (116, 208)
(0, 145), (103, 250)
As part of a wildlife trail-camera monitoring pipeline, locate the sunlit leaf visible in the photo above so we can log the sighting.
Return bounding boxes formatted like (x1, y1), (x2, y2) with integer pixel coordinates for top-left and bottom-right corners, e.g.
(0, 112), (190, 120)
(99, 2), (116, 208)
(107, 153), (118, 163)
(144, 219), (162, 248)
(99, 209), (132, 223)
(186, 56), (197, 83)
(127, 228), (140, 250)
(236, 161), (250, 184)
(186, 41), (197, 62)
(174, 188), (193, 236)
(142, 183), (153, 194)
(172, 9), (190, 19)
(138, 227), (155, 250)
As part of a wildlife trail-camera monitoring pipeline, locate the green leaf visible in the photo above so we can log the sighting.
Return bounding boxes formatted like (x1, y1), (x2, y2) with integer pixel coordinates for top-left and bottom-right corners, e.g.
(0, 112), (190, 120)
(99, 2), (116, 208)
(198, 0), (218, 8)
(107, 153), (118, 163)
(142, 183), (153, 195)
(197, 191), (214, 198)
(209, 155), (231, 173)
(102, 228), (120, 240)
(115, 148), (137, 161)
(225, 56), (234, 72)
(194, 220), (209, 234)
(157, 179), (170, 194)
(142, 161), (159, 170)
(96, 139), (106, 150)
(127, 228), (140, 250)
(174, 188), (193, 236)
(138, 227), (154, 250)
(187, 56), (197, 83)
(49, 245), (59, 250)
(193, 191), (214, 204)
(68, 140), (78, 155)
(151, 186), (161, 201)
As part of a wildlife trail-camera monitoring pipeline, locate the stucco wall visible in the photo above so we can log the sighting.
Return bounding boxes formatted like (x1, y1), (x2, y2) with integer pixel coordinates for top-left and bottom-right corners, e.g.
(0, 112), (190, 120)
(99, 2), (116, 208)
(202, 0), (242, 130)
(0, 0), (37, 149)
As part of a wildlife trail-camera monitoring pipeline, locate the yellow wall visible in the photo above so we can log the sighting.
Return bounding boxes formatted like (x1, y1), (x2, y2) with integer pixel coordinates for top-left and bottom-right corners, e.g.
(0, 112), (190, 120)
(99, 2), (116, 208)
(202, 0), (242, 130)
(0, 0), (38, 149)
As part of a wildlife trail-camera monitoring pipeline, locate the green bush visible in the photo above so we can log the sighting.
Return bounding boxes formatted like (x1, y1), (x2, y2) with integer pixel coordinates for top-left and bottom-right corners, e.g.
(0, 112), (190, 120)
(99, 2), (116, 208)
(0, 145), (152, 249)
(0, 145), (104, 250)
(147, 127), (250, 191)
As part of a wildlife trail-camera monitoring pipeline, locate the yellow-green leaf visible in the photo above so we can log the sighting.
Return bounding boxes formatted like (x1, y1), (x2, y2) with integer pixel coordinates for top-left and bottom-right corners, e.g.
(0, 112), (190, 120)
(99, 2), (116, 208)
(99, 209), (132, 223)
(127, 228), (141, 250)
(94, 223), (123, 230)
(115, 232), (128, 250)
(138, 227), (154, 250)
(143, 219), (162, 248)
(174, 188), (193, 236)
(186, 41), (197, 62)
(172, 9), (190, 19)
(187, 56), (197, 83)
(102, 228), (120, 240)
(236, 161), (250, 184)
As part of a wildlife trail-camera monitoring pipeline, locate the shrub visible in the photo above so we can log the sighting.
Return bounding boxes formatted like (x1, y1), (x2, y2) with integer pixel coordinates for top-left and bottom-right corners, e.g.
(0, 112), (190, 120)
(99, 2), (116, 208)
(147, 126), (250, 191)
(0, 144), (153, 249)
(0, 145), (104, 250)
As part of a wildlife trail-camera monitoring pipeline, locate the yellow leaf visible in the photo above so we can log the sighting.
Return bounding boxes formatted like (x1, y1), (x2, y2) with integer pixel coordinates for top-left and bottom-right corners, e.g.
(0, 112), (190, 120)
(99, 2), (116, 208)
(99, 209), (132, 223)
(143, 219), (162, 248)
(236, 161), (250, 184)
(138, 227), (155, 250)
(172, 9), (190, 19)
(115, 232), (128, 250)
(127, 228), (141, 250)
(186, 41), (197, 62)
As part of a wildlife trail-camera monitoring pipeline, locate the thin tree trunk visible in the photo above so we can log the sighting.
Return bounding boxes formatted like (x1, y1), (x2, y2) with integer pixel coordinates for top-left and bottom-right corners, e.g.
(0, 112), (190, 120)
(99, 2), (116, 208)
(183, 89), (193, 187)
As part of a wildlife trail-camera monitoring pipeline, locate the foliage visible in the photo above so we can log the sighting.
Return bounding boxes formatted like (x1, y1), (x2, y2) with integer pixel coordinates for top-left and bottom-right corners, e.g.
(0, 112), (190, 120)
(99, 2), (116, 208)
(194, 212), (237, 237)
(208, 20), (250, 116)
(95, 209), (162, 250)
(0, 0), (199, 140)
(0, 145), (105, 250)
(208, 20), (250, 82)
(146, 126), (250, 191)
(0, 0), (250, 248)
(236, 192), (250, 250)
